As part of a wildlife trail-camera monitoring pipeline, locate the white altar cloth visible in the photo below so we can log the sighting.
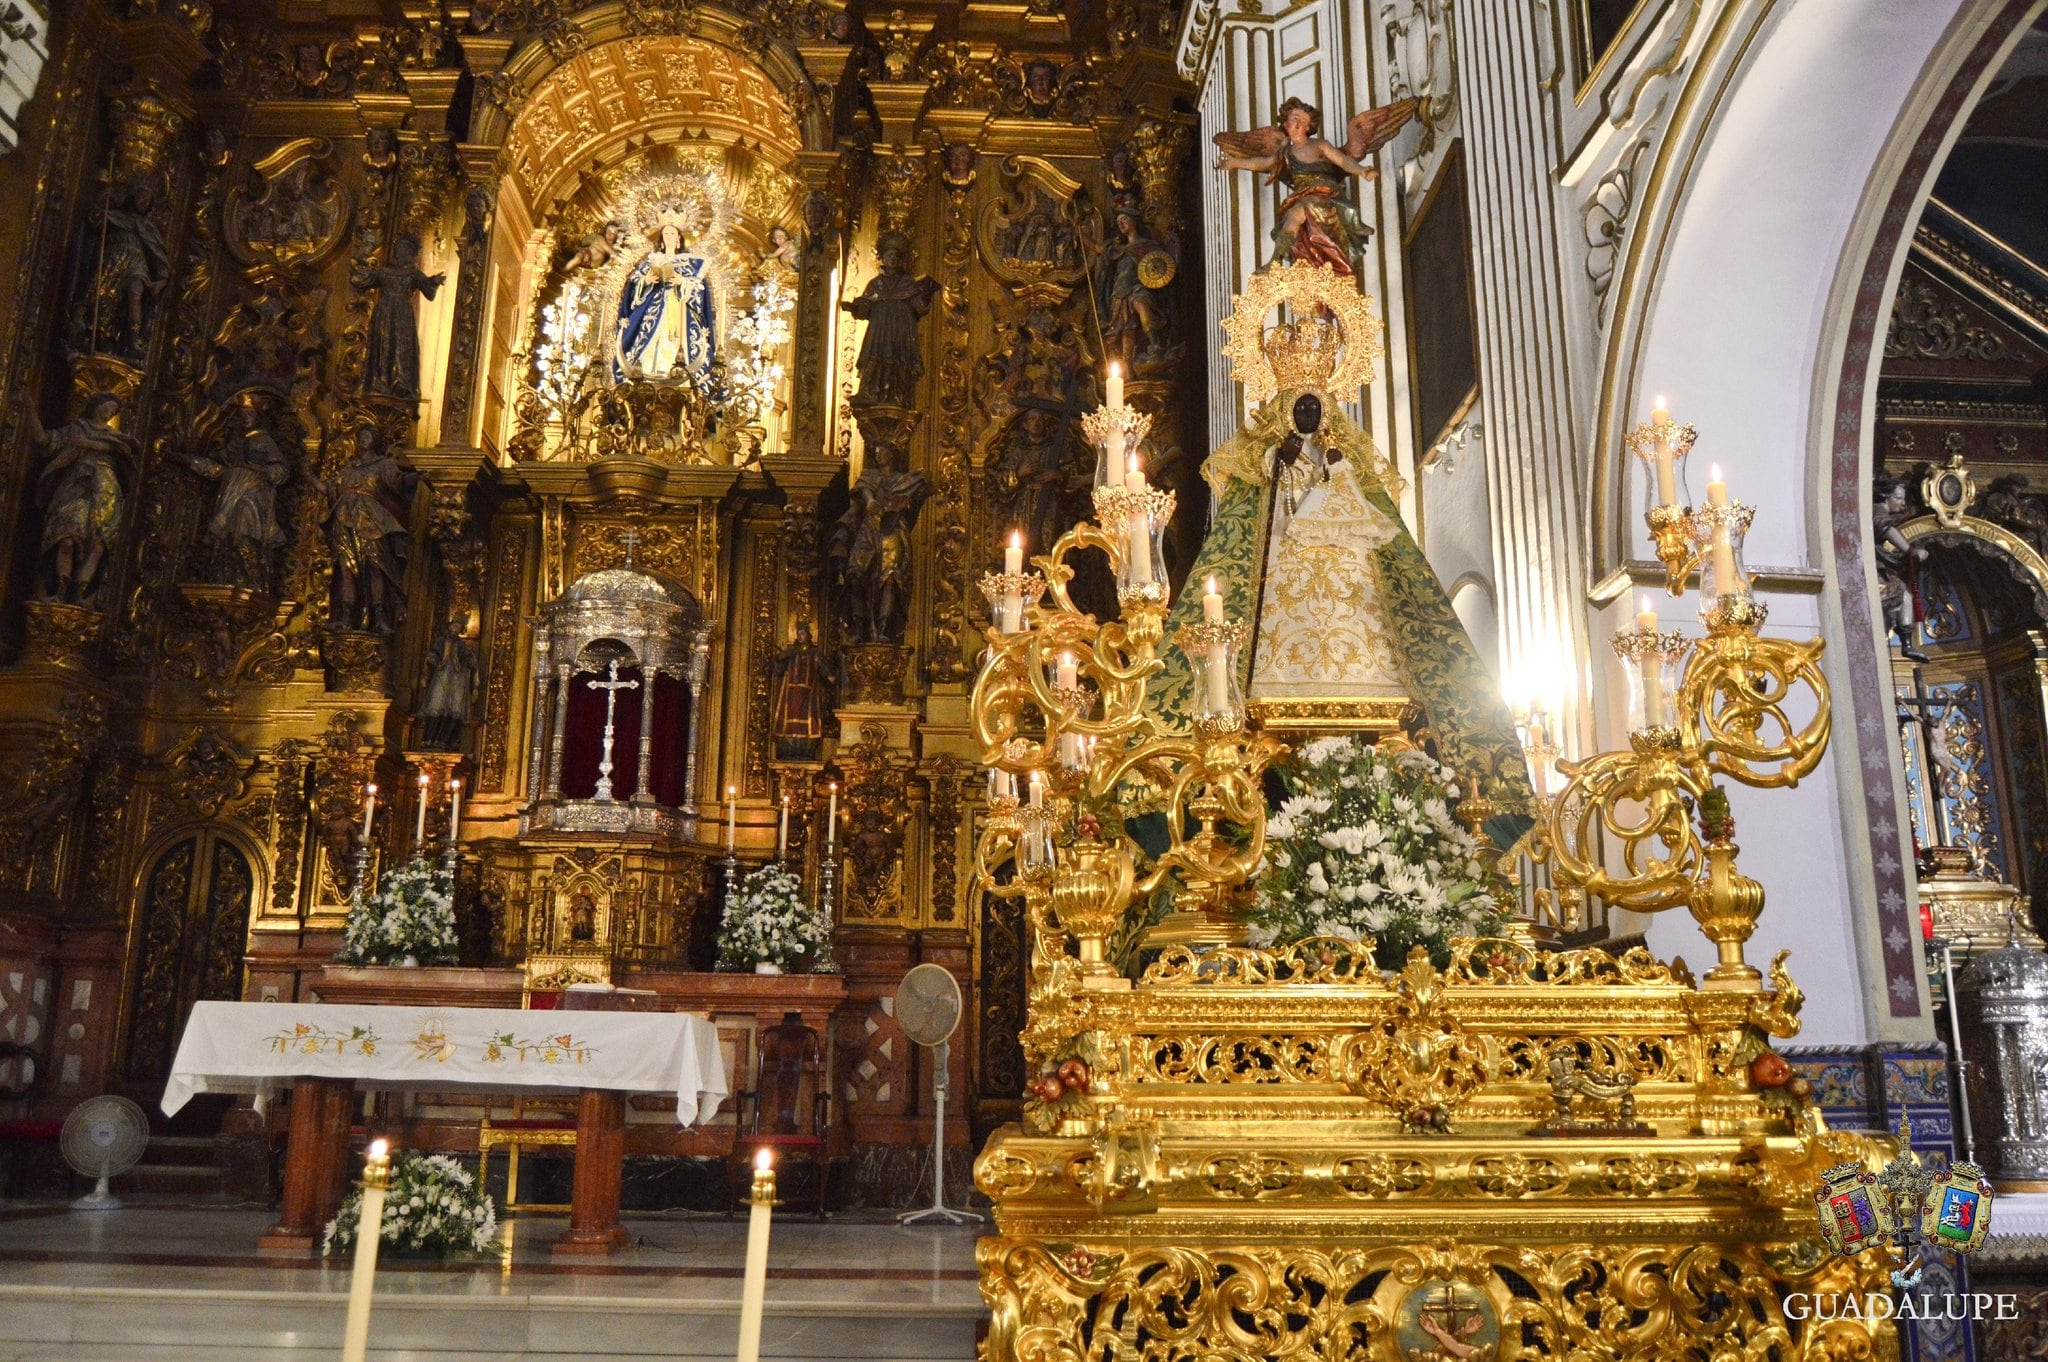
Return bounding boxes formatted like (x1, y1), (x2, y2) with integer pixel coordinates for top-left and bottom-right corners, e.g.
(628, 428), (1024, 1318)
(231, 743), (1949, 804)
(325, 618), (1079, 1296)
(162, 1002), (727, 1125)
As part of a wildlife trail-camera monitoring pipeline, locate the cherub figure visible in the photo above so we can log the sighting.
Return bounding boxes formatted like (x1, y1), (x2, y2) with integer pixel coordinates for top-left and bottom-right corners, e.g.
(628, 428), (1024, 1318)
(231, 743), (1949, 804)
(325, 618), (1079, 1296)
(1214, 95), (1419, 275)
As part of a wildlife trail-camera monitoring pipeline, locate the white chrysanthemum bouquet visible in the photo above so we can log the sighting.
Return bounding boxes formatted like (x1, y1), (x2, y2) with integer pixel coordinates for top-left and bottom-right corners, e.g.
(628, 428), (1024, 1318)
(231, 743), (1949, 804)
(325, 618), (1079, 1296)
(337, 857), (459, 967)
(716, 863), (830, 972)
(1252, 736), (1505, 967)
(324, 1152), (497, 1257)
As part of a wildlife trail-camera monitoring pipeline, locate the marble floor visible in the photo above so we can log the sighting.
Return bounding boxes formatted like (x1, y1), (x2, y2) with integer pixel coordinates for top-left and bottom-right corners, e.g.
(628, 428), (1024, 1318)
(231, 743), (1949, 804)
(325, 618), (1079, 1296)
(0, 1198), (985, 1361)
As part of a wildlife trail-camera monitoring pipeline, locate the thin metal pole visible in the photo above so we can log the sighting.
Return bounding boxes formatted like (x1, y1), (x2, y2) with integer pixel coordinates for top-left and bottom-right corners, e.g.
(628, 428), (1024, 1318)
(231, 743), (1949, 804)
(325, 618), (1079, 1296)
(1940, 941), (1976, 1163)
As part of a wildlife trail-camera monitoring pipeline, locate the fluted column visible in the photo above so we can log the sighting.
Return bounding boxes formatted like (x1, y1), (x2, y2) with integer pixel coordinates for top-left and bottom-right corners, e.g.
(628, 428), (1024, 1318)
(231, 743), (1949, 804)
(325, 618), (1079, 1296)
(544, 663), (572, 799)
(1449, 0), (1591, 693)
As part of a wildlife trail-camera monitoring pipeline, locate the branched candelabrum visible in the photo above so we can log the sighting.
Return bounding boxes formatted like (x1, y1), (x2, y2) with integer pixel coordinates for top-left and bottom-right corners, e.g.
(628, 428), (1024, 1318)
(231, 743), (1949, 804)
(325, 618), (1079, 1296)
(971, 401), (1287, 980)
(1533, 406), (1833, 988)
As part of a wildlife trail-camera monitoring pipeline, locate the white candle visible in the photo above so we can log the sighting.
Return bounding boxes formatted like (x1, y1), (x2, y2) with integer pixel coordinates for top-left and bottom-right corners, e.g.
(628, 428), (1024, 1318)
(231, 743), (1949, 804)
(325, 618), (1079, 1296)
(414, 774), (429, 845)
(1028, 771), (1044, 809)
(777, 797), (789, 860)
(1635, 595), (1666, 729)
(1202, 576), (1223, 624)
(989, 770), (1016, 801)
(1704, 463), (1739, 595)
(339, 1139), (391, 1362)
(360, 783), (377, 841)
(447, 779), (462, 845)
(735, 1149), (775, 1362)
(1055, 653), (1083, 769)
(1001, 532), (1024, 632)
(1124, 456), (1152, 585)
(726, 785), (737, 852)
(825, 783), (837, 849)
(1106, 361), (1123, 410)
(1103, 426), (1124, 490)
(1650, 395), (1677, 506)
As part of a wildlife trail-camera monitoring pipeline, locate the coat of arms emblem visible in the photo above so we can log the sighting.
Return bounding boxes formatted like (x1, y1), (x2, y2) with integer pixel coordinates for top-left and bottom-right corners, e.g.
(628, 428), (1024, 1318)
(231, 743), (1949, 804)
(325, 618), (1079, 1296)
(1814, 1162), (1896, 1255)
(1921, 1160), (1993, 1254)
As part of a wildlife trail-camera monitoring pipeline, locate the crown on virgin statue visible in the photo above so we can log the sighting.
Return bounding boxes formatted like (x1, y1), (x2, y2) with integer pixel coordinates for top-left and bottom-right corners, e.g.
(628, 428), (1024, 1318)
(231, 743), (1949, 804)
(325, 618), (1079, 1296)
(1261, 314), (1342, 397)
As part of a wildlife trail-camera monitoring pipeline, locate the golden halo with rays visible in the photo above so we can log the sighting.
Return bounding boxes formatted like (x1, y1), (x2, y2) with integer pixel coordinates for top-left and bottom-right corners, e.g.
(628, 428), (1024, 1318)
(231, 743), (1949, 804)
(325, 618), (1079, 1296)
(1219, 261), (1385, 409)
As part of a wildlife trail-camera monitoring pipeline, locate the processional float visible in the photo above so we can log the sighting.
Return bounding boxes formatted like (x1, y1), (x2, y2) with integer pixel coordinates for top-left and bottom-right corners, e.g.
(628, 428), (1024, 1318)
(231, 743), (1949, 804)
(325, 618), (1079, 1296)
(968, 261), (1899, 1359)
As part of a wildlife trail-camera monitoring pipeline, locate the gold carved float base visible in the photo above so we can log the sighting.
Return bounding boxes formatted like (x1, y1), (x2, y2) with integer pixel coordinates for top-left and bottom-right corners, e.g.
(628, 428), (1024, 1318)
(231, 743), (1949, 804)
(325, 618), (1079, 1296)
(973, 942), (1895, 1361)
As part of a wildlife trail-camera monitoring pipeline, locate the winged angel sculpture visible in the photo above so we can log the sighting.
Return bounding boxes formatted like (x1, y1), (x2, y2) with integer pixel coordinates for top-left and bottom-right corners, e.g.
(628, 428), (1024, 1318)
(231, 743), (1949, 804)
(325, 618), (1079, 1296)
(1214, 96), (1419, 276)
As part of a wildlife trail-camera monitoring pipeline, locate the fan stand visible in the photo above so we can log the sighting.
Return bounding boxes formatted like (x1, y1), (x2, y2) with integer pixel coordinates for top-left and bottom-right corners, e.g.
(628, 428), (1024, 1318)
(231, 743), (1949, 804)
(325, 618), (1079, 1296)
(73, 1171), (121, 1212)
(897, 1038), (982, 1226)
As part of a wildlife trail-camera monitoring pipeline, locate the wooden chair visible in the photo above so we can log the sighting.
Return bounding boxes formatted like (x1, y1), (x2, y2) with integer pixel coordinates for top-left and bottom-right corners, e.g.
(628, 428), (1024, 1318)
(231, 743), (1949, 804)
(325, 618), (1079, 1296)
(730, 1012), (831, 1220)
(478, 954), (611, 1212)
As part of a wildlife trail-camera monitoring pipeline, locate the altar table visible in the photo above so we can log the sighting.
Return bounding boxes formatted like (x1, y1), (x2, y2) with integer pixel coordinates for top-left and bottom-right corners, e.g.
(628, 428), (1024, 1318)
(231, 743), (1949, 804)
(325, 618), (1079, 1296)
(163, 1002), (726, 1258)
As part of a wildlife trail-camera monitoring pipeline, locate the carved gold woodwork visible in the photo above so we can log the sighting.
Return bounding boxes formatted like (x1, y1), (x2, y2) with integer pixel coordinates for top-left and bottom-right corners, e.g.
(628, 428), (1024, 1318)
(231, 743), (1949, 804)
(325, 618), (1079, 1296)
(480, 837), (706, 968)
(970, 270), (1881, 1359)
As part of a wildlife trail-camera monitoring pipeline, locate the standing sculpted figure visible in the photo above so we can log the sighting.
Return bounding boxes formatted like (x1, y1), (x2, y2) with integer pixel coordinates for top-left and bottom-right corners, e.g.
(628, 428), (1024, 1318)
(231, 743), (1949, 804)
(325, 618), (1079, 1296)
(31, 394), (135, 606)
(1213, 96), (1418, 274)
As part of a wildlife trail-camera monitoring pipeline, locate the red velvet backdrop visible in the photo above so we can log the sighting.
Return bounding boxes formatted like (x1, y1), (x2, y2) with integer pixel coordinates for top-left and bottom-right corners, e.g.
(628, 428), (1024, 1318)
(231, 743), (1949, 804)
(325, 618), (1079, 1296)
(650, 672), (691, 807)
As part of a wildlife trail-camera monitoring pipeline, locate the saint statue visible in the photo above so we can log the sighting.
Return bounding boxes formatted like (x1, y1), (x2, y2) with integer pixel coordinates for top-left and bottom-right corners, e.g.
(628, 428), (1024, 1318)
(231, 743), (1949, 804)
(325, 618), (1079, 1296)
(31, 394), (135, 607)
(841, 231), (937, 408)
(829, 438), (932, 645)
(770, 621), (829, 761)
(1214, 96), (1419, 274)
(418, 618), (478, 750)
(357, 234), (445, 400)
(322, 423), (418, 634)
(72, 178), (171, 360)
(188, 400), (289, 591)
(612, 217), (715, 385)
(1093, 210), (1176, 366)
(1151, 310), (1534, 821)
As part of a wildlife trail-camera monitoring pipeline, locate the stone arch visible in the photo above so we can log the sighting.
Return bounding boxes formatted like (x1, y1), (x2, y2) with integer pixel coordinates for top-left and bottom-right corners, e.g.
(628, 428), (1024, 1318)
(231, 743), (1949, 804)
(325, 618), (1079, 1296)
(1593, 0), (2045, 1040)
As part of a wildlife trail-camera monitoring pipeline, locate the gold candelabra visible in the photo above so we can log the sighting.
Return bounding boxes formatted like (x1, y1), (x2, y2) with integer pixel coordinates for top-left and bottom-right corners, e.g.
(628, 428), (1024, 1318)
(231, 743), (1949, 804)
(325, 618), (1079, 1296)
(972, 392), (1286, 972)
(1532, 404), (1832, 987)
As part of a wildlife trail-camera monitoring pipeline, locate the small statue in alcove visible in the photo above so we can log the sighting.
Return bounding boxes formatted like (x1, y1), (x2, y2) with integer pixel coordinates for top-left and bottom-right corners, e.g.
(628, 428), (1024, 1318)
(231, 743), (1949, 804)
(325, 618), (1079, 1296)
(417, 617), (478, 750)
(356, 233), (445, 400)
(321, 423), (420, 634)
(568, 890), (599, 944)
(769, 621), (830, 761)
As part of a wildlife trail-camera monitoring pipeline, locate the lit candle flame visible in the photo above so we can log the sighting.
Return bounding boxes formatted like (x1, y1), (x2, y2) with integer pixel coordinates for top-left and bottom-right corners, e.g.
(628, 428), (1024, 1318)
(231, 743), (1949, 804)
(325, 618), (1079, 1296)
(755, 1148), (773, 1172)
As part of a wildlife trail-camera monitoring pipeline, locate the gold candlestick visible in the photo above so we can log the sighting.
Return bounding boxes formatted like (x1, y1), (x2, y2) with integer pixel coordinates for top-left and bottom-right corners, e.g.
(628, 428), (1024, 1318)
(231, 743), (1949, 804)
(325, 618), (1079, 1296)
(735, 1149), (775, 1362)
(340, 1139), (392, 1362)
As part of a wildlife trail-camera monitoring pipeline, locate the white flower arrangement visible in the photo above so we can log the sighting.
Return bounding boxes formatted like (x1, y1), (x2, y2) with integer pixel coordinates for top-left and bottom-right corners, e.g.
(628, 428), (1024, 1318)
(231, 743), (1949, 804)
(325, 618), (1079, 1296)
(1251, 736), (1505, 967)
(323, 1152), (497, 1258)
(337, 857), (460, 967)
(716, 862), (830, 972)
(723, 277), (795, 424)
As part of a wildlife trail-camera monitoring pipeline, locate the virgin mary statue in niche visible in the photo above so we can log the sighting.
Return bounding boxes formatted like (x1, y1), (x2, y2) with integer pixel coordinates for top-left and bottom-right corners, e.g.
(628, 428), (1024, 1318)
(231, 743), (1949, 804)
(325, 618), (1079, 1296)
(612, 213), (715, 385)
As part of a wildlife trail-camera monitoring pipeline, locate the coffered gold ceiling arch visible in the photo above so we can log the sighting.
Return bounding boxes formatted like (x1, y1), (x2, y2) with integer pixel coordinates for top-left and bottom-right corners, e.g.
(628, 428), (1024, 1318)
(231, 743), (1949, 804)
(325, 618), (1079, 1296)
(497, 33), (803, 220)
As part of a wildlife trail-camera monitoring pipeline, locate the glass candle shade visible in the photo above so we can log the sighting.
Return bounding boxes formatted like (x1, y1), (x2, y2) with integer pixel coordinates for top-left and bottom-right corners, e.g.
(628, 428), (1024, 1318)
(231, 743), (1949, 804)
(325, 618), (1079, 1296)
(978, 568), (1045, 635)
(1626, 411), (1697, 517)
(1689, 502), (1757, 624)
(1175, 620), (1249, 733)
(1117, 487), (1175, 606)
(1018, 806), (1057, 876)
(1612, 625), (1687, 739)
